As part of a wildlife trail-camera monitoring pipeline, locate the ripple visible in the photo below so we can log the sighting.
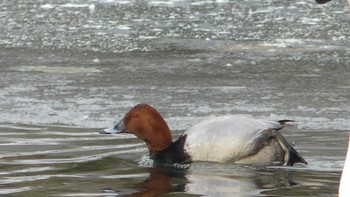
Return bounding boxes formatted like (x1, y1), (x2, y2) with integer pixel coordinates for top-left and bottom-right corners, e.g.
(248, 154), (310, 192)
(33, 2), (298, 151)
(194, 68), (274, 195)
(0, 167), (56, 175)
(12, 66), (101, 74)
(0, 187), (34, 195)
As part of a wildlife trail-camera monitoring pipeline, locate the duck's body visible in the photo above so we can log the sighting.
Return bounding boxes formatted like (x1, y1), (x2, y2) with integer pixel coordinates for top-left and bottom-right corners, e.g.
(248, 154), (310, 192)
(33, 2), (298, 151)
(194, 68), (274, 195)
(101, 104), (307, 166)
(183, 115), (304, 165)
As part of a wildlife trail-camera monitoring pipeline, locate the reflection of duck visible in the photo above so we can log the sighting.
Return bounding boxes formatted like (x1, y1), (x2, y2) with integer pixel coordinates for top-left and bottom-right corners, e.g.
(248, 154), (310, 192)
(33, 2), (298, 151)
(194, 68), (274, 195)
(100, 104), (307, 166)
(113, 165), (298, 197)
(125, 168), (184, 197)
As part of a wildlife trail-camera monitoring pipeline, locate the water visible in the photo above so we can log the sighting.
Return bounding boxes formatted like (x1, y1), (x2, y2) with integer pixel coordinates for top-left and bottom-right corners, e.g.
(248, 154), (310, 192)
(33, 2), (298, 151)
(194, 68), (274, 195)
(0, 0), (349, 196)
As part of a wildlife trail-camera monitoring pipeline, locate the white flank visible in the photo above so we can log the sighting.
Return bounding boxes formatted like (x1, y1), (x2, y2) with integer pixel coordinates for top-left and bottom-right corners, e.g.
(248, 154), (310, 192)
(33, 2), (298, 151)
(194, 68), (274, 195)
(183, 115), (284, 162)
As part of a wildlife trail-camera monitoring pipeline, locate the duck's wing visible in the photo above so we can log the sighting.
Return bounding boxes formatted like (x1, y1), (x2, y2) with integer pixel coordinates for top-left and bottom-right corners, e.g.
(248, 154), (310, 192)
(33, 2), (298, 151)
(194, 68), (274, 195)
(185, 115), (286, 135)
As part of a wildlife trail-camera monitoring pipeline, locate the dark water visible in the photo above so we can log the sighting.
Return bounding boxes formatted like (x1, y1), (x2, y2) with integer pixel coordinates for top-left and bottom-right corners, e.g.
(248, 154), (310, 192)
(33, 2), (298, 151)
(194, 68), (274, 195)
(0, 124), (346, 196)
(0, 0), (349, 196)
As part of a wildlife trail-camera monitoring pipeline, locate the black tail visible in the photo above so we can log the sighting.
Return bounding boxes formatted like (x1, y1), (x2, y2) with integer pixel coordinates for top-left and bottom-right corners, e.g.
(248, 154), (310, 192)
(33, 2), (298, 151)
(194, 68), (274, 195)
(286, 144), (308, 166)
(272, 129), (308, 166)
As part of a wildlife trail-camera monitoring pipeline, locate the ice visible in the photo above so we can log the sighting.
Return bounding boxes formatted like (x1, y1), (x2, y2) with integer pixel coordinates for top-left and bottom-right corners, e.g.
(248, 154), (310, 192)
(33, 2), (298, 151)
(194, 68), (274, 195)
(59, 3), (91, 8)
(40, 4), (54, 9)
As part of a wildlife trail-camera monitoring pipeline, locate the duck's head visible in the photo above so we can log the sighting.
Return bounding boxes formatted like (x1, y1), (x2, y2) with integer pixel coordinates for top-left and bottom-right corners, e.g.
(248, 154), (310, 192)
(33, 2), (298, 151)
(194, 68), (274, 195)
(100, 104), (173, 154)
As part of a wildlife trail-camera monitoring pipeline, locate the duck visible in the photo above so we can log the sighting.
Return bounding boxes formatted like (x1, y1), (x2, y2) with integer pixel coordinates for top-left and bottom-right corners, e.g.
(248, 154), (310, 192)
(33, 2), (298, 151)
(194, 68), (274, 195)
(100, 103), (307, 166)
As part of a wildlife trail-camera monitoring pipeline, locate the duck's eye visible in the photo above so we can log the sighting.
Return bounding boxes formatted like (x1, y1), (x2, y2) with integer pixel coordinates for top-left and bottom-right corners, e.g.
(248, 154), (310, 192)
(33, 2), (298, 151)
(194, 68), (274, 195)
(132, 113), (138, 118)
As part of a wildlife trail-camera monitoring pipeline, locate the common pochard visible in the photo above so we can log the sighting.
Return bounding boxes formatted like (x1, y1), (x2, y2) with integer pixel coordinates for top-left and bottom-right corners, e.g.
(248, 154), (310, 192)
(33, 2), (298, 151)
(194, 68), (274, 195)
(100, 104), (307, 166)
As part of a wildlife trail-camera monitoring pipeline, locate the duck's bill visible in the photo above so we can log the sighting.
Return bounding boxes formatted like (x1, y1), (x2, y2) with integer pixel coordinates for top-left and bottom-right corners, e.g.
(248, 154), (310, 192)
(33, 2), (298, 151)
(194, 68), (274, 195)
(99, 120), (127, 134)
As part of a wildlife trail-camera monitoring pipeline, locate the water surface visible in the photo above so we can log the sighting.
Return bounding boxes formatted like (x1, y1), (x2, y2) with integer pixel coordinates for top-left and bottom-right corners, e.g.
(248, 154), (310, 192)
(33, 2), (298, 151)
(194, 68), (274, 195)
(0, 0), (349, 196)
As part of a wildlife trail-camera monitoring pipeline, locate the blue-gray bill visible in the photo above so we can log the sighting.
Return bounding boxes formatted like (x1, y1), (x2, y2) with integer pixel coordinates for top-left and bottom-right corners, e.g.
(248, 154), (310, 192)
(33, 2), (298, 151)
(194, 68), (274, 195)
(99, 120), (127, 134)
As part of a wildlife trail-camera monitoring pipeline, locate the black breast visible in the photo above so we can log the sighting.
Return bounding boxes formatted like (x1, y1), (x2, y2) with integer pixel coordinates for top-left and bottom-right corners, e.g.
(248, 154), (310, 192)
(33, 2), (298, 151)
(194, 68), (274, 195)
(151, 134), (191, 164)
